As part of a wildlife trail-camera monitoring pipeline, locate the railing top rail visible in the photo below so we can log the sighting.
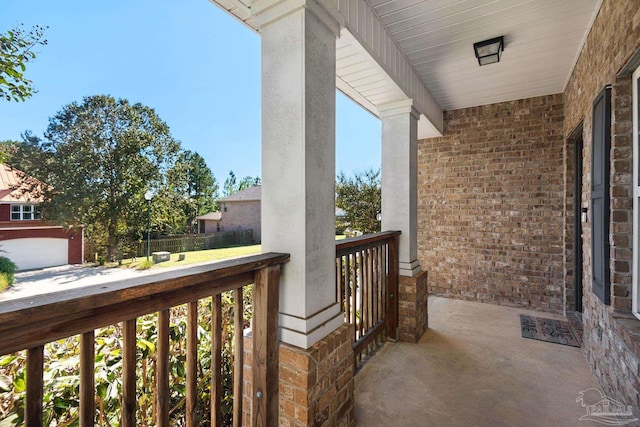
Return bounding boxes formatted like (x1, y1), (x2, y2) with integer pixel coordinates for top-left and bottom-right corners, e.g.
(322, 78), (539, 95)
(335, 230), (400, 256)
(0, 252), (289, 355)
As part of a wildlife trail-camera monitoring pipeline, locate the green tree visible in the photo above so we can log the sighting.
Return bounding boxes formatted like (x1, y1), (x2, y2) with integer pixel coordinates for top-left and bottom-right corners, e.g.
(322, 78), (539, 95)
(238, 175), (261, 191)
(223, 170), (260, 197)
(223, 170), (237, 197)
(0, 24), (47, 102)
(36, 95), (181, 260)
(168, 150), (219, 232)
(0, 139), (17, 163)
(336, 168), (381, 234)
(2, 131), (52, 174)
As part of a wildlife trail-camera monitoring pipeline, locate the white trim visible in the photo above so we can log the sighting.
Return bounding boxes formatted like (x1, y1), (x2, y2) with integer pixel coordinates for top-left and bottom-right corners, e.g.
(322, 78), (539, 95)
(279, 313), (344, 349)
(0, 226), (63, 231)
(632, 64), (640, 320)
(562, 0), (604, 92)
(278, 302), (342, 334)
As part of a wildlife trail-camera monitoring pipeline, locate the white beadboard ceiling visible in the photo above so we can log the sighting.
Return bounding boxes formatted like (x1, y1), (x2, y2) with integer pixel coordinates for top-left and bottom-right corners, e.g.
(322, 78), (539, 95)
(368, 0), (602, 110)
(210, 0), (602, 116)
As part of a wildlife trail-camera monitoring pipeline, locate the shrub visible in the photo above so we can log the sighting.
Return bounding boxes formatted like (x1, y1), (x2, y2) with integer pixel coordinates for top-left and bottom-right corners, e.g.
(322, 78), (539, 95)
(0, 257), (16, 286)
(0, 273), (9, 292)
(137, 259), (154, 270)
(0, 288), (253, 425)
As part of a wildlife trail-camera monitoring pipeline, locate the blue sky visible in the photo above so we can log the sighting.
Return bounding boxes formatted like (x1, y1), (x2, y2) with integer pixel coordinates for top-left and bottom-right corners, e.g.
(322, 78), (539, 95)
(0, 0), (381, 183)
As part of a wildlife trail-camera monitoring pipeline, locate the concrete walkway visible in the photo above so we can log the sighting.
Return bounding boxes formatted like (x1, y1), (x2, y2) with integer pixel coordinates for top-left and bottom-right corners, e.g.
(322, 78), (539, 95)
(355, 297), (605, 427)
(1, 264), (159, 301)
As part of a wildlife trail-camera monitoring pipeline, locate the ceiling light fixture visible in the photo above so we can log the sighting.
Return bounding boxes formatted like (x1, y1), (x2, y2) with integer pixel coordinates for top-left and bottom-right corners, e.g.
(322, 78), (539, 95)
(473, 36), (504, 66)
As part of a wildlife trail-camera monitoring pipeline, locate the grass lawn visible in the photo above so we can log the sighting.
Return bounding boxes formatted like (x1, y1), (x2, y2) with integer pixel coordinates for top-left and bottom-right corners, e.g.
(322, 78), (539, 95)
(115, 235), (347, 270)
(117, 244), (262, 270)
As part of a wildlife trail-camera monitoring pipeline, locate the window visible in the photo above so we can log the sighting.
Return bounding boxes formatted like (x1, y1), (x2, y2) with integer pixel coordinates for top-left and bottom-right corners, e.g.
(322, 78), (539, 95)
(633, 65), (640, 320)
(216, 222), (220, 232)
(223, 203), (227, 212)
(11, 204), (41, 220)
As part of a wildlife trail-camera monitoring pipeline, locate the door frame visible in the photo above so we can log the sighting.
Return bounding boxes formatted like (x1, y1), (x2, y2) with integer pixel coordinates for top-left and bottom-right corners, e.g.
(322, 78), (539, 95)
(570, 123), (584, 313)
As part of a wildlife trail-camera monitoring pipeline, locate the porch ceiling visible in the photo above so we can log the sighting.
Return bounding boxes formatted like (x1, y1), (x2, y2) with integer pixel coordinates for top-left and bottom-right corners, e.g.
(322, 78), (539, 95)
(369, 0), (602, 111)
(210, 0), (601, 128)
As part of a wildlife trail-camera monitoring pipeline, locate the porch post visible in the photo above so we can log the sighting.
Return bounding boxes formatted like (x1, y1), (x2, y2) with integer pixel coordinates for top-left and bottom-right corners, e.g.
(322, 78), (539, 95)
(252, 2), (355, 425)
(380, 100), (429, 342)
(380, 100), (421, 276)
(255, 0), (343, 350)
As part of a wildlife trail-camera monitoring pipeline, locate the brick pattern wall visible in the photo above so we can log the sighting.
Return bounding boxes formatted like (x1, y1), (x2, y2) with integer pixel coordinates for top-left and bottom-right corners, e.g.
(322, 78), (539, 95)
(418, 94), (565, 313)
(398, 271), (428, 342)
(222, 200), (261, 242)
(243, 324), (354, 426)
(277, 324), (354, 427)
(563, 0), (640, 416)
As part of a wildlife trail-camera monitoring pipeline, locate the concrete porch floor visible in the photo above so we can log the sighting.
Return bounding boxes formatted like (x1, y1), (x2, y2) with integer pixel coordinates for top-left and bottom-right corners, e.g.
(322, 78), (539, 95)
(355, 297), (604, 427)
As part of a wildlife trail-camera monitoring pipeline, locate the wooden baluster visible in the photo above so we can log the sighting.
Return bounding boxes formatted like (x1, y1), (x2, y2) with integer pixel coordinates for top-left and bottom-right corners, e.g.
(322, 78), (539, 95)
(232, 288), (243, 427)
(372, 247), (378, 334)
(211, 295), (223, 427)
(252, 265), (281, 427)
(26, 345), (44, 427)
(387, 236), (399, 341)
(187, 302), (198, 426)
(362, 249), (368, 343)
(344, 255), (351, 324)
(80, 332), (95, 427)
(344, 255), (350, 321)
(336, 256), (343, 312)
(382, 242), (388, 326)
(122, 319), (136, 427)
(367, 248), (373, 344)
(359, 250), (364, 343)
(350, 253), (357, 340)
(157, 310), (170, 427)
(364, 249), (368, 354)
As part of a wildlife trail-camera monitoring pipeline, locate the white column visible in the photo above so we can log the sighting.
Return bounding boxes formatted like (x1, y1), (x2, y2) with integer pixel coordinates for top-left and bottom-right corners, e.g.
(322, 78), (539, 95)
(254, 0), (343, 348)
(380, 100), (422, 277)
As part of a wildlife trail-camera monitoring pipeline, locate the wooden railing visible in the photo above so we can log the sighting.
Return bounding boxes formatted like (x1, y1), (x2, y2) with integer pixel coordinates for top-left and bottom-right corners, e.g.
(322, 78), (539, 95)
(0, 252), (288, 427)
(335, 231), (400, 370)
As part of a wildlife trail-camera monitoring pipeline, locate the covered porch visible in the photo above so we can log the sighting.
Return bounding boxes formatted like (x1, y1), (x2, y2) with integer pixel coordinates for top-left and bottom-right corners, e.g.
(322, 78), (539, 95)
(3, 0), (640, 425)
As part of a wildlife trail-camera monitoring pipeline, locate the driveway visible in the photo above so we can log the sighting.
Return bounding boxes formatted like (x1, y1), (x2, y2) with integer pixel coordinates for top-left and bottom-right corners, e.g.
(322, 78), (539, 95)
(0, 264), (158, 301)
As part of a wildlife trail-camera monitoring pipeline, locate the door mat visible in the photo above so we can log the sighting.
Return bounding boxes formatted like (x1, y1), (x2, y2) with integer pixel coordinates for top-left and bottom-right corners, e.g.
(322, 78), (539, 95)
(520, 314), (581, 347)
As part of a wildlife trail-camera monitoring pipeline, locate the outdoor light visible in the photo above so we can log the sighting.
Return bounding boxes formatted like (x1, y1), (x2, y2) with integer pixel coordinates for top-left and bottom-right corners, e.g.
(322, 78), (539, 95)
(473, 36), (504, 66)
(145, 190), (153, 261)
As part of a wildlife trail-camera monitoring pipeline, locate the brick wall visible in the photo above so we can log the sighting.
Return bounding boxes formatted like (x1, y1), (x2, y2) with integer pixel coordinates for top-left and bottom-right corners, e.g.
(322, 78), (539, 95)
(563, 0), (640, 416)
(277, 324), (354, 427)
(398, 271), (428, 342)
(222, 200), (261, 242)
(417, 94), (565, 313)
(243, 324), (354, 426)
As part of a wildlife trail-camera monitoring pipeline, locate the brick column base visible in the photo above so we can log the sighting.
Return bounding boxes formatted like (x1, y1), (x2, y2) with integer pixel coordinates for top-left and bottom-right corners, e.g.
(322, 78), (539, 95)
(243, 323), (355, 426)
(279, 323), (354, 427)
(398, 270), (428, 342)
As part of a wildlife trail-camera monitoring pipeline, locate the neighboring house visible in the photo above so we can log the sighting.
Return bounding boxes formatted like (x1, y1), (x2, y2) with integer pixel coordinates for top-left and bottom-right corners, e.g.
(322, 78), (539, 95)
(0, 164), (83, 271)
(197, 186), (262, 242)
(195, 211), (222, 233)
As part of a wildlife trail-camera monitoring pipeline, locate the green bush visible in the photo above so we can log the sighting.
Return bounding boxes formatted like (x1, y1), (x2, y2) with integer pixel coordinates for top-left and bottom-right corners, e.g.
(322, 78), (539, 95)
(137, 259), (154, 270)
(0, 288), (253, 425)
(0, 257), (16, 286)
(0, 273), (9, 292)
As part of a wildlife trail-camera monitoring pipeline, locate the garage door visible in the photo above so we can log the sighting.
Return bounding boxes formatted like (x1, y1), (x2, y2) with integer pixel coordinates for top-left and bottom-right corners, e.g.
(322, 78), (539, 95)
(1, 238), (68, 271)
